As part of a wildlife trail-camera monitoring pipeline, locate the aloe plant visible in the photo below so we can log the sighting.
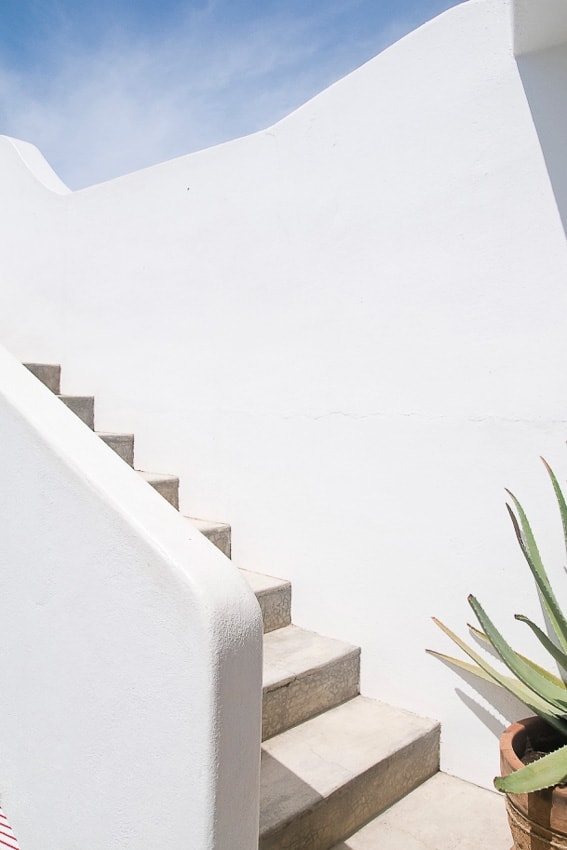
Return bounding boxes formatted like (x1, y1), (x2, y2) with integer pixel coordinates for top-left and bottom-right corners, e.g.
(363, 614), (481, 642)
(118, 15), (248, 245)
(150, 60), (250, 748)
(428, 457), (567, 794)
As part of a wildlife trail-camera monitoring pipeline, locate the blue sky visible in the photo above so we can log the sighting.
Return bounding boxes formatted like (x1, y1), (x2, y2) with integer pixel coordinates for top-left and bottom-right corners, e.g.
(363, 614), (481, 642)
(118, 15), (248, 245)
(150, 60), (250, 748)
(0, 0), (462, 189)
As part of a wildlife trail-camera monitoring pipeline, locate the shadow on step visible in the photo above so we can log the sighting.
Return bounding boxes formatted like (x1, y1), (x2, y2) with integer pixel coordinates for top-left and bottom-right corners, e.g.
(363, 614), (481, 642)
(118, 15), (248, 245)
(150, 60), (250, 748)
(260, 746), (435, 850)
(260, 751), (324, 849)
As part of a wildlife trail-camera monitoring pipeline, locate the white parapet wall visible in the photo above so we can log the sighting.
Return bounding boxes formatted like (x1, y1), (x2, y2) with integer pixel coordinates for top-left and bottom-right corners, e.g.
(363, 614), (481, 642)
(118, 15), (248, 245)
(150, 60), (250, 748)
(513, 0), (567, 55)
(1, 0), (567, 790)
(0, 349), (262, 850)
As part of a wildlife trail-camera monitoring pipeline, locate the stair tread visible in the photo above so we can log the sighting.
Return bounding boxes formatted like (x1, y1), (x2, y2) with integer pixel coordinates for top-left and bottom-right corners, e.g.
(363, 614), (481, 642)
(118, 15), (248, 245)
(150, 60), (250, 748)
(263, 625), (359, 691)
(329, 772), (510, 850)
(137, 471), (179, 509)
(186, 516), (231, 558)
(96, 431), (134, 438)
(238, 568), (289, 596)
(260, 695), (439, 839)
(137, 471), (179, 484)
(240, 568), (290, 595)
(188, 517), (230, 534)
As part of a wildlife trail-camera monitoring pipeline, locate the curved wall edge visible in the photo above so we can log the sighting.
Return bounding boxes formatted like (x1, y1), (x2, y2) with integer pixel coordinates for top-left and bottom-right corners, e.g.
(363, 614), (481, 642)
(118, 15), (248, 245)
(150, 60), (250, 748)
(0, 134), (70, 195)
(0, 346), (262, 850)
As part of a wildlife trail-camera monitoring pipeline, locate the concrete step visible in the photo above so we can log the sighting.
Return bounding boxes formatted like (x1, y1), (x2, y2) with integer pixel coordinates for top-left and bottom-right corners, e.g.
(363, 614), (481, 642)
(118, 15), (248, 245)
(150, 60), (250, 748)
(58, 395), (95, 429)
(22, 364), (94, 430)
(260, 696), (439, 850)
(137, 471), (179, 509)
(330, 772), (510, 850)
(97, 432), (135, 466)
(263, 625), (359, 740)
(186, 517), (231, 558)
(239, 569), (291, 633)
(23, 362), (61, 393)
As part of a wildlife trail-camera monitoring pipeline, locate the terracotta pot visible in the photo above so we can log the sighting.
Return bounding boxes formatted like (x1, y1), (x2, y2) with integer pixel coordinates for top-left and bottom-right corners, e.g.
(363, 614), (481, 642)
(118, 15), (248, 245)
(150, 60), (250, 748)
(500, 716), (567, 850)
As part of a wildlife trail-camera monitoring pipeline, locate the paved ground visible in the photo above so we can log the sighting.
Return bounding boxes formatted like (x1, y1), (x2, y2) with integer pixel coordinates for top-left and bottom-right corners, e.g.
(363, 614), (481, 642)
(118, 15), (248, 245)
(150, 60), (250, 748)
(331, 772), (511, 849)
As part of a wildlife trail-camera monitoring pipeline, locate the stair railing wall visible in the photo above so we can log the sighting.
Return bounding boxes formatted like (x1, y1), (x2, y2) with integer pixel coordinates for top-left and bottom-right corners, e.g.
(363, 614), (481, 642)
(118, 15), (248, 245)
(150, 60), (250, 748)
(513, 0), (567, 56)
(0, 348), (262, 850)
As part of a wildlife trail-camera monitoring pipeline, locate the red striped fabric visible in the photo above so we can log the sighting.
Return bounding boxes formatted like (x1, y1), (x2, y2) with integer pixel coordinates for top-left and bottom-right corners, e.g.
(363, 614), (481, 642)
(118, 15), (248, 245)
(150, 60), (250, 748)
(0, 808), (20, 850)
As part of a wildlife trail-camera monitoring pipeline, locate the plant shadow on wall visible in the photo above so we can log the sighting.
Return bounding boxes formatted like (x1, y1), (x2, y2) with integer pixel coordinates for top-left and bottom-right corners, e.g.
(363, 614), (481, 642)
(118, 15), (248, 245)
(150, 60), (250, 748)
(428, 457), (567, 850)
(517, 43), (567, 237)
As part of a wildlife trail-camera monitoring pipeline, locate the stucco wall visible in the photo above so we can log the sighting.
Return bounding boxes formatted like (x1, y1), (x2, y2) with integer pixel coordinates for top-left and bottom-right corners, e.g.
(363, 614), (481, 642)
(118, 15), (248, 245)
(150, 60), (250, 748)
(514, 0), (567, 55)
(0, 350), (262, 849)
(1, 0), (567, 788)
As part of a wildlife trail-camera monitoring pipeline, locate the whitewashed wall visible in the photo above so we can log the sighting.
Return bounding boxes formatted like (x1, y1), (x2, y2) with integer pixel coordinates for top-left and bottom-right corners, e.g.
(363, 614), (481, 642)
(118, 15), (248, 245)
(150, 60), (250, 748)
(513, 0), (567, 55)
(1, 0), (567, 788)
(0, 350), (262, 850)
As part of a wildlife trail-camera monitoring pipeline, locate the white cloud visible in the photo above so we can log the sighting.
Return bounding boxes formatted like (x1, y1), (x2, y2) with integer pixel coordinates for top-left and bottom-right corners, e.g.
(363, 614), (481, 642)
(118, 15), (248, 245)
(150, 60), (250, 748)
(0, 7), (326, 187)
(0, 1), (460, 189)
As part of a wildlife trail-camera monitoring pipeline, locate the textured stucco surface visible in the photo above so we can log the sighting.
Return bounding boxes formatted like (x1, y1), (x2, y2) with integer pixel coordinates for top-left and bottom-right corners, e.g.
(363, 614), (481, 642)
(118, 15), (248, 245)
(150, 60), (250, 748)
(0, 351), (262, 850)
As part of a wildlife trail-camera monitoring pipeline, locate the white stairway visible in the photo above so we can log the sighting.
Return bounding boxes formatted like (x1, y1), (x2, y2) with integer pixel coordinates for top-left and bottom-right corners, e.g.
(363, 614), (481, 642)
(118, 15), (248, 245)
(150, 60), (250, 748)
(22, 363), (511, 850)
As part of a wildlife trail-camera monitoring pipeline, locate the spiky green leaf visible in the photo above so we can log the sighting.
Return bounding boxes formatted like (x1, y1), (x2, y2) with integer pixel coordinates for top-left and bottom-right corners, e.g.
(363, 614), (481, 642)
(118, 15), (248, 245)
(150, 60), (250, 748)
(515, 614), (567, 676)
(427, 648), (566, 710)
(470, 621), (567, 688)
(468, 597), (567, 712)
(495, 743), (567, 793)
(428, 619), (567, 735)
(542, 458), (567, 563)
(506, 491), (567, 653)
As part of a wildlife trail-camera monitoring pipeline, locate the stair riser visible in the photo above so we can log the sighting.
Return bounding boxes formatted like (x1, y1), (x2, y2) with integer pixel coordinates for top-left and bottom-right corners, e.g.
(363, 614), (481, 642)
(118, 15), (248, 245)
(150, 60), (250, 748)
(260, 725), (440, 850)
(263, 651), (360, 740)
(199, 526), (231, 559)
(98, 434), (135, 466)
(258, 586), (292, 633)
(23, 363), (61, 394)
(147, 478), (179, 510)
(59, 396), (95, 429)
